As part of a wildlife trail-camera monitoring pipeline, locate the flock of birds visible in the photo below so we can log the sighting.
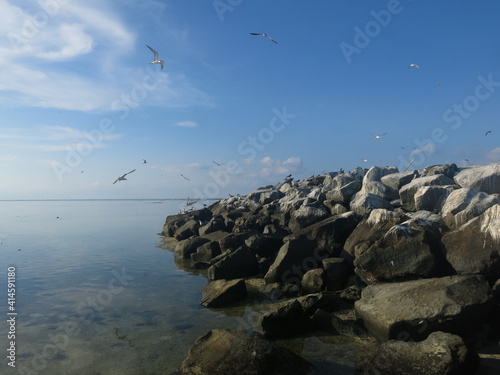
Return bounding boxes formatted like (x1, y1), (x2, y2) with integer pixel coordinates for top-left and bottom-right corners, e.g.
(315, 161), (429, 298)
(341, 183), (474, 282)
(112, 33), (495, 190)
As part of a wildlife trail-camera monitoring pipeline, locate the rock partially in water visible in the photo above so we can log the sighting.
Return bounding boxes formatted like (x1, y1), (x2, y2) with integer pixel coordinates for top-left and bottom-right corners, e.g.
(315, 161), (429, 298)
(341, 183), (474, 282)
(365, 331), (480, 375)
(201, 279), (247, 308)
(176, 329), (313, 375)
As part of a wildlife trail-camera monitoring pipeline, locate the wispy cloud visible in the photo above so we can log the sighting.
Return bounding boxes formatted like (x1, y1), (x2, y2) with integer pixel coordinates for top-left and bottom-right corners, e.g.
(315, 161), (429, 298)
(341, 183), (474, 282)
(0, 1), (213, 112)
(175, 121), (198, 128)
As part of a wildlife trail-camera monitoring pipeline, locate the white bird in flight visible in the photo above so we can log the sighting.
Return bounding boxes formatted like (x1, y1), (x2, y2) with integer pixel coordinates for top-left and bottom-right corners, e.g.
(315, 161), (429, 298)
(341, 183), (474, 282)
(408, 63), (420, 69)
(113, 169), (136, 184)
(250, 33), (278, 44)
(147, 45), (164, 69)
(370, 132), (387, 139)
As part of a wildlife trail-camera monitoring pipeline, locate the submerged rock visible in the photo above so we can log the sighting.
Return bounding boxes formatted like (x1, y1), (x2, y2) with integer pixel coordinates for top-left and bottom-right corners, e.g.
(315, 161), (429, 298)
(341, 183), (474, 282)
(176, 329), (313, 375)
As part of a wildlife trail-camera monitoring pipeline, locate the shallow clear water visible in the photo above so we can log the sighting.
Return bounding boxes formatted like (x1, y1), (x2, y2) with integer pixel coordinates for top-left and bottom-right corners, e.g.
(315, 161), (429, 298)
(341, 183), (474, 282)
(0, 199), (242, 375)
(0, 199), (381, 375)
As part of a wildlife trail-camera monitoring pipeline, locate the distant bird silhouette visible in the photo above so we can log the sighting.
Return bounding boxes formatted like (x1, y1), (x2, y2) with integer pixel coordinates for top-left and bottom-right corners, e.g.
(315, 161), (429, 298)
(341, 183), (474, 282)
(147, 45), (164, 69)
(408, 63), (420, 69)
(143, 159), (147, 164)
(400, 146), (406, 149)
(113, 169), (136, 184)
(212, 161), (221, 166)
(370, 132), (387, 139)
(485, 130), (492, 136)
(180, 174), (190, 181)
(250, 32), (278, 44)
(284, 174), (292, 179)
(434, 82), (445, 88)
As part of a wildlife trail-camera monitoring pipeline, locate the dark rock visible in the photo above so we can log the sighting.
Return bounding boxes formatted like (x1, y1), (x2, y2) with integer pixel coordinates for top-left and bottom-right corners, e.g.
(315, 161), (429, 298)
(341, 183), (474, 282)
(201, 279), (247, 308)
(312, 308), (371, 338)
(323, 257), (349, 291)
(264, 238), (318, 284)
(218, 231), (256, 252)
(190, 241), (221, 265)
(365, 331), (480, 375)
(400, 174), (456, 211)
(174, 219), (200, 241)
(174, 237), (210, 259)
(442, 205), (500, 279)
(454, 163), (500, 194)
(301, 268), (326, 293)
(353, 218), (447, 284)
(177, 329), (313, 375)
(354, 275), (492, 341)
(245, 232), (284, 258)
(256, 299), (312, 338)
(198, 215), (227, 236)
(208, 246), (260, 280)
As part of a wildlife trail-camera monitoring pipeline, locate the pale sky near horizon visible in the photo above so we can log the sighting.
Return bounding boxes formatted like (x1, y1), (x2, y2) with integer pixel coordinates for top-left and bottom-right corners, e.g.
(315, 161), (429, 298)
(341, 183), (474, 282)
(0, 0), (499, 200)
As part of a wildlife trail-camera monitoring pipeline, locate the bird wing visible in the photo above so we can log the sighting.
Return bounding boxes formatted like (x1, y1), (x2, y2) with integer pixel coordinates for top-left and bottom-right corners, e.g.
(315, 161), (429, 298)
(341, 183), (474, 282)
(269, 37), (278, 44)
(124, 169), (136, 177)
(381, 133), (387, 136)
(147, 45), (159, 60)
(159, 60), (164, 69)
(250, 33), (264, 36)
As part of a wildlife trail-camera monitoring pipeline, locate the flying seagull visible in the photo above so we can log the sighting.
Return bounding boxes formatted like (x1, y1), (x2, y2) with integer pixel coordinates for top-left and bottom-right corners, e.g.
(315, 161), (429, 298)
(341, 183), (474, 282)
(180, 174), (190, 181)
(212, 161), (221, 166)
(434, 82), (445, 88)
(485, 130), (492, 136)
(143, 159), (147, 164)
(113, 169), (136, 184)
(146, 45), (164, 69)
(361, 158), (369, 162)
(370, 132), (387, 139)
(408, 63), (420, 69)
(250, 33), (278, 44)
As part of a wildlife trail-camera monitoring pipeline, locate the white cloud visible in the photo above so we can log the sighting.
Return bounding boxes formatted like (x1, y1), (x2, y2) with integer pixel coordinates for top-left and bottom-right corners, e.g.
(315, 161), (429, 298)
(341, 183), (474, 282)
(175, 121), (198, 128)
(0, 1), (213, 111)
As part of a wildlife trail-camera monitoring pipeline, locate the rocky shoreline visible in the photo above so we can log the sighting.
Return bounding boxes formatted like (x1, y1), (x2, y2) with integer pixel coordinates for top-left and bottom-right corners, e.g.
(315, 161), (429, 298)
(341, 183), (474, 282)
(161, 163), (500, 375)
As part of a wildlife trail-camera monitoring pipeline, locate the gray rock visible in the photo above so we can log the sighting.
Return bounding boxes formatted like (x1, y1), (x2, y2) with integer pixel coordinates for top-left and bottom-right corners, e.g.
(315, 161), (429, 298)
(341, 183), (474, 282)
(400, 174), (456, 211)
(363, 166), (398, 183)
(201, 279), (247, 308)
(361, 180), (400, 202)
(247, 186), (284, 204)
(414, 185), (458, 212)
(325, 179), (362, 204)
(354, 275), (492, 341)
(349, 192), (394, 216)
(174, 237), (210, 259)
(301, 268), (326, 293)
(288, 205), (329, 232)
(419, 163), (459, 179)
(381, 170), (417, 190)
(264, 239), (318, 284)
(353, 219), (445, 284)
(365, 331), (480, 375)
(198, 215), (227, 236)
(454, 162), (500, 194)
(177, 329), (313, 375)
(190, 241), (221, 266)
(442, 204), (500, 279)
(174, 219), (200, 241)
(208, 246), (260, 280)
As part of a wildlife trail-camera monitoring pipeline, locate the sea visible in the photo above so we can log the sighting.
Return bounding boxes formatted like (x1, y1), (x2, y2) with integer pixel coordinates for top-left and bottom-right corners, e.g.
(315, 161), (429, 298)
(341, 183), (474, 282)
(0, 199), (374, 375)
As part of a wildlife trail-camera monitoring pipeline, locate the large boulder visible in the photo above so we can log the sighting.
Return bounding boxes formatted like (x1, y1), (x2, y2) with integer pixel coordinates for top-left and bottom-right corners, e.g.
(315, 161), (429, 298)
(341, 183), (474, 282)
(365, 331), (480, 375)
(208, 247), (260, 280)
(288, 205), (330, 232)
(441, 187), (500, 229)
(174, 237), (210, 259)
(381, 170), (417, 190)
(353, 218), (447, 284)
(400, 174), (456, 211)
(176, 329), (313, 375)
(174, 219), (200, 241)
(361, 181), (399, 202)
(325, 179), (362, 204)
(442, 204), (500, 279)
(354, 275), (492, 342)
(363, 166), (398, 182)
(419, 163), (459, 179)
(454, 163), (500, 194)
(349, 193), (394, 216)
(247, 186), (284, 204)
(264, 239), (318, 284)
(201, 279), (247, 308)
(413, 185), (458, 212)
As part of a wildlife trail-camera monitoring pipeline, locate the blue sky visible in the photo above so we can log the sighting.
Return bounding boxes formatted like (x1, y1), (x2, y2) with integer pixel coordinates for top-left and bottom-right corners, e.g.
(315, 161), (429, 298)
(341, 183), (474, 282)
(0, 0), (499, 199)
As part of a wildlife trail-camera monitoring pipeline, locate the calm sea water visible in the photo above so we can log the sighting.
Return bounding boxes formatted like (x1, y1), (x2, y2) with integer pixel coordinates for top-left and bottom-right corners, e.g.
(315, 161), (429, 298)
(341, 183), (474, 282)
(0, 199), (376, 375)
(0, 199), (244, 375)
